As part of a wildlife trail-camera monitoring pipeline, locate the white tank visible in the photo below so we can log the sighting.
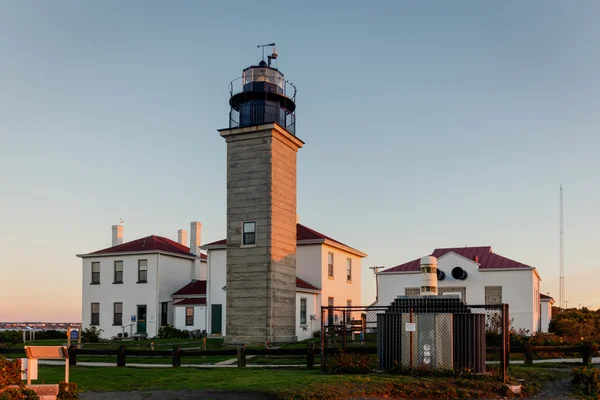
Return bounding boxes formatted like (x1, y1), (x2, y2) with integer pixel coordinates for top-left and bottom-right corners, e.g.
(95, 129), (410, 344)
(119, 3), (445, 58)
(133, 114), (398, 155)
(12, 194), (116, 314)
(420, 256), (438, 296)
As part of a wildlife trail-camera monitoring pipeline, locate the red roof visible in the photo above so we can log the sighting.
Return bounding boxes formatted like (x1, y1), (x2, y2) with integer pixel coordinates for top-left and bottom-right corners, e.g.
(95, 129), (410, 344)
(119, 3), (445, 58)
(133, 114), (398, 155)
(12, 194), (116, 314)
(89, 235), (207, 259)
(173, 280), (207, 296)
(382, 246), (532, 273)
(296, 277), (320, 291)
(204, 224), (355, 251)
(173, 298), (206, 306)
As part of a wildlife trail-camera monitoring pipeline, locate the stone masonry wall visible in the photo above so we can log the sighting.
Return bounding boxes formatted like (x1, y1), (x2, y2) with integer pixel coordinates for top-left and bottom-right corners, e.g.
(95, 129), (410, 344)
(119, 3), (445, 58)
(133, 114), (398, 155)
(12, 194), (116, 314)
(222, 124), (302, 343)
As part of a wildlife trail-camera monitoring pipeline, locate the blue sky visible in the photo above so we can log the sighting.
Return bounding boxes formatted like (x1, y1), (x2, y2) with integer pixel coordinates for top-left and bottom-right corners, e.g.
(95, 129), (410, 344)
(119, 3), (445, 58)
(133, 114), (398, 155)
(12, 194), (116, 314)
(1, 1), (599, 321)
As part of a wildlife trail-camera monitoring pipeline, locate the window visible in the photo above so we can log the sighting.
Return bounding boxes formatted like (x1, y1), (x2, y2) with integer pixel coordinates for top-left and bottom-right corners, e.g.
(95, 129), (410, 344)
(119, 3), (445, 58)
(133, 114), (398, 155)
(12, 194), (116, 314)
(485, 286), (502, 305)
(186, 307), (194, 326)
(138, 259), (148, 283)
(91, 262), (100, 284)
(161, 302), (168, 326)
(328, 252), (334, 278)
(91, 303), (100, 325)
(300, 298), (307, 325)
(114, 261), (123, 283)
(327, 297), (334, 325)
(405, 288), (420, 296)
(439, 287), (467, 302)
(113, 302), (122, 325)
(242, 221), (256, 246)
(346, 258), (352, 282)
(421, 286), (438, 294)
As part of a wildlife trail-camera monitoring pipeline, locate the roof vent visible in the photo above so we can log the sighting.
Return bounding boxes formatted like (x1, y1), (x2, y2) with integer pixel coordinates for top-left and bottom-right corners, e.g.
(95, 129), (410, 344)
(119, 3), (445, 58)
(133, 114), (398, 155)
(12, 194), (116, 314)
(473, 256), (479, 263)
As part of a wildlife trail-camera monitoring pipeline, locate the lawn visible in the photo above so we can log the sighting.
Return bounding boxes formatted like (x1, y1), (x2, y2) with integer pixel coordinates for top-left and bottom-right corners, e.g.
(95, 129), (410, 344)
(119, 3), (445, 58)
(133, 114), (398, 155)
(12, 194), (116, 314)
(30, 364), (568, 399)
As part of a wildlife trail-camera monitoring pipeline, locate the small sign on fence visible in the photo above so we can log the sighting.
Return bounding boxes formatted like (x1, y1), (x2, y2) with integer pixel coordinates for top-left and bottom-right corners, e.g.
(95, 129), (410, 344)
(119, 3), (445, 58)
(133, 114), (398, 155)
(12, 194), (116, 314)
(69, 330), (79, 340)
(405, 322), (416, 332)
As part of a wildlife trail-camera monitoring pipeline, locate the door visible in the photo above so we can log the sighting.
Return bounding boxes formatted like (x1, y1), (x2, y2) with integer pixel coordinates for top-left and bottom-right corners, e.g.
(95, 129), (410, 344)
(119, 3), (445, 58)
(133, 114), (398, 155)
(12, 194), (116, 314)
(136, 305), (147, 334)
(211, 304), (222, 334)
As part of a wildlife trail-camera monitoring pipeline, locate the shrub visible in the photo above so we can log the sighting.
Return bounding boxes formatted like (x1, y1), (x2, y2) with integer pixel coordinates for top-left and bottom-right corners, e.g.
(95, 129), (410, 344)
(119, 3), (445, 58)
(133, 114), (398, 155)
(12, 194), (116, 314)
(58, 382), (80, 399)
(323, 350), (377, 374)
(0, 331), (22, 346)
(572, 366), (600, 398)
(81, 327), (103, 343)
(0, 357), (39, 400)
(0, 388), (39, 400)
(156, 326), (189, 339)
(0, 357), (22, 387)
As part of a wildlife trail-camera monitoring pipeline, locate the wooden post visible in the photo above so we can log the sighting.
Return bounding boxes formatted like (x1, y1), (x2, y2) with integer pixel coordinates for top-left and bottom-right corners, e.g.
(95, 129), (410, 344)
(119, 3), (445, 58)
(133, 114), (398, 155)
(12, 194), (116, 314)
(307, 342), (315, 368)
(582, 343), (593, 365)
(117, 345), (126, 367)
(237, 344), (246, 367)
(68, 345), (77, 366)
(500, 304), (509, 383)
(524, 343), (533, 365)
(342, 310), (347, 350)
(172, 346), (182, 367)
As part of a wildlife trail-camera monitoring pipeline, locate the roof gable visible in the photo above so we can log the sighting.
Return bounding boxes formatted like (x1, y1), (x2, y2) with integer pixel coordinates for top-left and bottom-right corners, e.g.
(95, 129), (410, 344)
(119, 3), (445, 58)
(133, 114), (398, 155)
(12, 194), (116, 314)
(296, 277), (320, 291)
(173, 280), (207, 296)
(84, 235), (207, 260)
(382, 246), (532, 273)
(204, 223), (365, 257)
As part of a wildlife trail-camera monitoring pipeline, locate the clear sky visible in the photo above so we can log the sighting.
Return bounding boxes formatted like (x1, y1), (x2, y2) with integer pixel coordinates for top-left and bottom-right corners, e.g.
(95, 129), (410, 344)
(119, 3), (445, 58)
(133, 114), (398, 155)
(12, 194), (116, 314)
(1, 1), (599, 322)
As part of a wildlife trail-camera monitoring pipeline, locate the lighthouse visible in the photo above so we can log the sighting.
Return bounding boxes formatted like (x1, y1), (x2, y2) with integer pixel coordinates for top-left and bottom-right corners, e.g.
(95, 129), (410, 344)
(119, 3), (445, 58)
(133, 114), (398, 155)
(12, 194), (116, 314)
(218, 45), (303, 344)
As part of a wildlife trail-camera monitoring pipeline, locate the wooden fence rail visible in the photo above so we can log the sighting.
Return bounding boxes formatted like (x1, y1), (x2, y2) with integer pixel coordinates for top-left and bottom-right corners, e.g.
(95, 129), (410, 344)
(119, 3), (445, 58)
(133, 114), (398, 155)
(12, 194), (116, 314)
(1, 343), (595, 368)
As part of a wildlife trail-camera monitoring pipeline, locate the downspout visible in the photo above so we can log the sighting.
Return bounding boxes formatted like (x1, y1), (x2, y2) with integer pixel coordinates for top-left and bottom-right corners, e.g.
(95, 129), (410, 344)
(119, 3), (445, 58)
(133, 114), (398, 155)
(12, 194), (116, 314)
(156, 253), (160, 337)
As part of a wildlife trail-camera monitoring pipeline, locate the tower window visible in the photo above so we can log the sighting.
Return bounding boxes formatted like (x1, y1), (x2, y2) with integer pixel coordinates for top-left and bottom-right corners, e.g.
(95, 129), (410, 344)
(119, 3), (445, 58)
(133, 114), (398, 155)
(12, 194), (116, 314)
(242, 221), (256, 246)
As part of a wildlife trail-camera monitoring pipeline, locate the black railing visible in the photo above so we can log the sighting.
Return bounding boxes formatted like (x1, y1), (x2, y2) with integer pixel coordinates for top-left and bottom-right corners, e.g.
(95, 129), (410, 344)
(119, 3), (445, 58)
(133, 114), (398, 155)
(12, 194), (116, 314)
(229, 104), (295, 135)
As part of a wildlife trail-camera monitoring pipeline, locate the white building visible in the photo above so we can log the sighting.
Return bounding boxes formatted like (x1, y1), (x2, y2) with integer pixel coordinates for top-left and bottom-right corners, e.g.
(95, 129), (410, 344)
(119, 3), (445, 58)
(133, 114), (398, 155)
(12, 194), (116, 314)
(77, 222), (366, 341)
(540, 293), (555, 332)
(76, 222), (207, 338)
(202, 223), (367, 341)
(376, 246), (552, 333)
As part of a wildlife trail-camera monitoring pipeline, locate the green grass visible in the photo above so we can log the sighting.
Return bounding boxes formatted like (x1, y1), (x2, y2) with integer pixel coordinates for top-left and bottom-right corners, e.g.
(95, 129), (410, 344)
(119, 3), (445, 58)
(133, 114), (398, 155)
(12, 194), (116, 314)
(34, 366), (523, 399)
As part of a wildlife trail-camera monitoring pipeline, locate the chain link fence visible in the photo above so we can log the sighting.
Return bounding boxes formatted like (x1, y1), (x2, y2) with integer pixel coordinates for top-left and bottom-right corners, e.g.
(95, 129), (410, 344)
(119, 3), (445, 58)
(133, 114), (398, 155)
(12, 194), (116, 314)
(321, 299), (509, 382)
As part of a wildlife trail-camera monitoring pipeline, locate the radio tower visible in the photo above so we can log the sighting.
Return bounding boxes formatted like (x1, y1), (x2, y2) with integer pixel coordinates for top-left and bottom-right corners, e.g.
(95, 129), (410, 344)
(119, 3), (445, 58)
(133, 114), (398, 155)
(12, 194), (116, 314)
(559, 185), (565, 309)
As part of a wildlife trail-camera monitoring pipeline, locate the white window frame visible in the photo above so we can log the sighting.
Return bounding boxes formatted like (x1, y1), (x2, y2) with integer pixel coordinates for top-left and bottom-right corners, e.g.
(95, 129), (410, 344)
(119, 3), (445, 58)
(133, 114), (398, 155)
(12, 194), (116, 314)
(300, 298), (307, 325)
(241, 221), (257, 247)
(346, 258), (352, 282)
(327, 252), (334, 278)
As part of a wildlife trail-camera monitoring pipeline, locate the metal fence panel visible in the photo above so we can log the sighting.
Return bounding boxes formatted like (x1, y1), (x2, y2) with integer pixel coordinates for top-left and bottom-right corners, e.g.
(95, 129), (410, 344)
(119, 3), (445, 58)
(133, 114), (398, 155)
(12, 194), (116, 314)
(321, 300), (508, 381)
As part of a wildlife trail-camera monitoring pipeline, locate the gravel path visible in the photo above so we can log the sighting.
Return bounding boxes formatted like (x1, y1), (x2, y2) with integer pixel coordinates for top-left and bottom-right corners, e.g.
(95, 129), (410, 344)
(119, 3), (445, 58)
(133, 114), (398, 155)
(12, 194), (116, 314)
(80, 390), (274, 400)
(524, 378), (575, 400)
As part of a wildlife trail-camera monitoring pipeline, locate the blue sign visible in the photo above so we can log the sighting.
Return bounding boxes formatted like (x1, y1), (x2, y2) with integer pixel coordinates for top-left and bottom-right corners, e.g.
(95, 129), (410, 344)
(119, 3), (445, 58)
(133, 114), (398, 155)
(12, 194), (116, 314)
(131, 315), (136, 322)
(70, 330), (79, 340)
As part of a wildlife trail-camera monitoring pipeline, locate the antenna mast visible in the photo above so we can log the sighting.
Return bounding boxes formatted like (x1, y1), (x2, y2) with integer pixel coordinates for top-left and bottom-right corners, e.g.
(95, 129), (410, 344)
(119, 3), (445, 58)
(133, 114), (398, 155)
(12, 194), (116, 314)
(559, 185), (565, 309)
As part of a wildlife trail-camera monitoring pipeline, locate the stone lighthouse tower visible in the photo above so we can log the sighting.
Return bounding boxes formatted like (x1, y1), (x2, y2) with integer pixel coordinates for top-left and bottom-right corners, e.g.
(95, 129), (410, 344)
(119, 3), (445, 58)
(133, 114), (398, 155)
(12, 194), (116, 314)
(218, 45), (303, 344)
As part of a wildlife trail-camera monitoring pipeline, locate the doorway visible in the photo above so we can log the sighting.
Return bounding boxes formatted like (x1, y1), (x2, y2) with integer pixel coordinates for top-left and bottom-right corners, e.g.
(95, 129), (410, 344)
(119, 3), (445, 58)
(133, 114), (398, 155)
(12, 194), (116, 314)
(136, 305), (147, 334)
(211, 304), (222, 334)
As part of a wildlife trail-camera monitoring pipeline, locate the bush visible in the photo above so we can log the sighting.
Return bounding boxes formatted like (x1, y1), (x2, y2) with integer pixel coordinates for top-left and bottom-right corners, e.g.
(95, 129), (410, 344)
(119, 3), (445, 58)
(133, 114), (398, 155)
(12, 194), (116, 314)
(0, 388), (39, 400)
(58, 382), (80, 399)
(323, 350), (378, 374)
(0, 332), (22, 346)
(156, 326), (189, 339)
(572, 366), (600, 398)
(81, 327), (103, 343)
(0, 357), (39, 400)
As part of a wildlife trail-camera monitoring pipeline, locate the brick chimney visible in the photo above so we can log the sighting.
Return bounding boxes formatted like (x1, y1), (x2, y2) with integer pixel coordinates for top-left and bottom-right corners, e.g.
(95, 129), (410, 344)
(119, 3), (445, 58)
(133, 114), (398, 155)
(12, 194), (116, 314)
(111, 225), (123, 247)
(189, 222), (202, 256)
(178, 229), (188, 246)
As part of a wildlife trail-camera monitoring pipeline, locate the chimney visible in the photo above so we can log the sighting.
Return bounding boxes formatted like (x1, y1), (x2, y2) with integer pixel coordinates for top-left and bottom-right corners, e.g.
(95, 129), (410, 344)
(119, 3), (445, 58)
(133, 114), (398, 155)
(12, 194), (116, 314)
(178, 229), (188, 246)
(111, 225), (123, 247)
(473, 256), (479, 263)
(296, 214), (300, 224)
(189, 221), (202, 255)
